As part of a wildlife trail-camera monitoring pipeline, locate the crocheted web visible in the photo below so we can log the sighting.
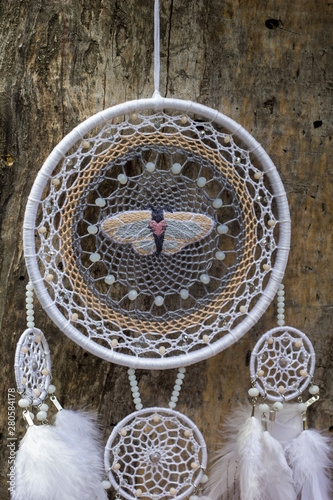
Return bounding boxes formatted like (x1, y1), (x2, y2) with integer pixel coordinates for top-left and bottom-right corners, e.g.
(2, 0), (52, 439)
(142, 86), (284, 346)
(34, 111), (279, 359)
(14, 328), (51, 406)
(250, 327), (315, 402)
(104, 407), (207, 500)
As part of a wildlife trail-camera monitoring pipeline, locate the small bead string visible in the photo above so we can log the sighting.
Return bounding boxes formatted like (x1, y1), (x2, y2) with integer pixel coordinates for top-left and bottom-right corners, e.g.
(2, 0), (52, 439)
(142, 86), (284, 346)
(26, 281), (35, 328)
(276, 283), (285, 326)
(127, 367), (186, 410)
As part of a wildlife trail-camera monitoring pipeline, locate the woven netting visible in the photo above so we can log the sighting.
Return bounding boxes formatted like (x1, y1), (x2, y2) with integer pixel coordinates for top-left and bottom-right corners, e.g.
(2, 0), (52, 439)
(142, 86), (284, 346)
(250, 326), (316, 402)
(23, 98), (290, 368)
(104, 407), (207, 500)
(14, 328), (51, 405)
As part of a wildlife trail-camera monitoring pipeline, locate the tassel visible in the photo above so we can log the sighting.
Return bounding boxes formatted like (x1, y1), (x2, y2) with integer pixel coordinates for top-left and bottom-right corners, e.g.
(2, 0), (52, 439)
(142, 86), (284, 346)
(285, 428), (332, 500)
(12, 411), (107, 500)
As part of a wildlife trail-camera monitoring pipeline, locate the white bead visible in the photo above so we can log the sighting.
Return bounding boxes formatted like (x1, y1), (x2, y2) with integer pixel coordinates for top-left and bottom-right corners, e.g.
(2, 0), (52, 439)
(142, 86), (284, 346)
(128, 290), (138, 300)
(277, 308), (285, 314)
(278, 385), (285, 394)
(180, 289), (189, 299)
(248, 388), (259, 397)
(273, 401), (284, 411)
(111, 338), (118, 347)
(203, 334), (210, 342)
(102, 480), (111, 490)
(169, 402), (176, 408)
(41, 369), (50, 376)
(268, 219), (275, 226)
(277, 296), (285, 302)
(277, 314), (285, 320)
(263, 263), (270, 270)
(197, 177), (207, 187)
(26, 303), (34, 310)
(174, 384), (181, 391)
(120, 428), (127, 436)
(39, 404), (49, 411)
(71, 313), (79, 321)
(169, 488), (177, 496)
(277, 320), (285, 326)
(37, 410), (47, 421)
(212, 198), (223, 209)
(258, 403), (270, 413)
(177, 372), (185, 379)
(18, 398), (30, 408)
(224, 135), (231, 143)
(277, 290), (285, 296)
(113, 462), (121, 470)
(134, 398), (141, 404)
(87, 225), (98, 234)
(45, 274), (54, 282)
(175, 379), (183, 385)
(132, 391), (140, 398)
(200, 274), (210, 284)
(95, 198), (106, 207)
(26, 297), (33, 303)
(129, 375), (136, 381)
(171, 163), (182, 174)
(34, 334), (42, 344)
(136, 488), (143, 497)
(201, 475), (209, 484)
(184, 429), (191, 437)
(130, 380), (138, 387)
(172, 390), (180, 397)
(309, 385), (319, 395)
(215, 251), (225, 260)
(146, 162), (155, 172)
(154, 296), (164, 306)
(38, 226), (47, 234)
(191, 461), (199, 469)
(298, 402), (307, 413)
(217, 224), (228, 234)
(117, 174), (128, 184)
(254, 171), (263, 179)
(294, 339), (302, 348)
(48, 385), (56, 394)
(26, 283), (34, 291)
(89, 253), (101, 262)
(51, 178), (61, 186)
(179, 367), (186, 373)
(239, 305), (247, 313)
(300, 369), (308, 377)
(26, 291), (33, 297)
(29, 412), (35, 420)
(135, 403), (143, 410)
(171, 396), (178, 402)
(21, 346), (28, 354)
(180, 115), (188, 124)
(278, 283), (285, 289)
(159, 346), (166, 355)
(128, 368), (135, 375)
(27, 321), (35, 328)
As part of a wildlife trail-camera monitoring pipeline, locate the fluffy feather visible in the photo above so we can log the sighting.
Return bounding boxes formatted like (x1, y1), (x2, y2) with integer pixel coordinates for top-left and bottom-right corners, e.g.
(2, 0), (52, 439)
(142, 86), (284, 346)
(285, 429), (332, 500)
(261, 430), (296, 500)
(54, 409), (107, 499)
(272, 403), (303, 446)
(12, 424), (107, 500)
(237, 416), (264, 500)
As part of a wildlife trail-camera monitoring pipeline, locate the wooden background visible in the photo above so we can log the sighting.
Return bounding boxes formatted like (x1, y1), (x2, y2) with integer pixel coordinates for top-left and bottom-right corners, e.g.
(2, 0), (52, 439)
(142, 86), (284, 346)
(0, 0), (332, 498)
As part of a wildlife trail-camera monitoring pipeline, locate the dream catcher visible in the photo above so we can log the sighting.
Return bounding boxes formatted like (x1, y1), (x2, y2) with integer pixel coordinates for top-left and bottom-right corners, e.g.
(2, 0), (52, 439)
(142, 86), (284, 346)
(204, 286), (332, 500)
(11, 1), (300, 499)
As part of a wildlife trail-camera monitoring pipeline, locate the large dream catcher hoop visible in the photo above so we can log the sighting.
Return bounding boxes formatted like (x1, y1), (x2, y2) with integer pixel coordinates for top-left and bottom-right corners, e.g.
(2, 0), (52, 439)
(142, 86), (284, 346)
(23, 0), (290, 370)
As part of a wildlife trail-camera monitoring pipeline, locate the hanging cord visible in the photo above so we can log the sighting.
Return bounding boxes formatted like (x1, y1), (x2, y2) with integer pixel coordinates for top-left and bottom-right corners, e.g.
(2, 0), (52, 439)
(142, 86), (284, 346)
(153, 0), (161, 97)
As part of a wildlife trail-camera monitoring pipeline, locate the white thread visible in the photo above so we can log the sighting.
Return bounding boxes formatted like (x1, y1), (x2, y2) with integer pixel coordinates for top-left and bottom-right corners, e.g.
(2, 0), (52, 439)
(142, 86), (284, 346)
(154, 0), (161, 96)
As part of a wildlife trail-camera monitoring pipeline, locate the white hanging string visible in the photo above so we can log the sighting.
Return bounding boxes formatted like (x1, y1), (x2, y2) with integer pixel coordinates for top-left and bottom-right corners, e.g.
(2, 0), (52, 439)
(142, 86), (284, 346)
(153, 0), (161, 97)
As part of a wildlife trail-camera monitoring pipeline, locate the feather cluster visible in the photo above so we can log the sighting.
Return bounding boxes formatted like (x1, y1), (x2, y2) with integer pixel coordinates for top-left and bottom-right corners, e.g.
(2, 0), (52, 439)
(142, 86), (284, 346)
(12, 410), (107, 500)
(204, 403), (332, 500)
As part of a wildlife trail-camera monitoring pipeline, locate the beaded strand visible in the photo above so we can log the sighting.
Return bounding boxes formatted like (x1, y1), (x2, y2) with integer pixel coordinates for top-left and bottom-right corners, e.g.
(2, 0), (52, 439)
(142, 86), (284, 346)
(276, 283), (285, 326)
(127, 367), (186, 410)
(26, 282), (35, 328)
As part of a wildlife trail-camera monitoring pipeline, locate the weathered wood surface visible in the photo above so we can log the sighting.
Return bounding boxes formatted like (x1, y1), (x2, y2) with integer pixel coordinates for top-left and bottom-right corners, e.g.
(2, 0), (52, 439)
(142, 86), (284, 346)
(0, 0), (332, 498)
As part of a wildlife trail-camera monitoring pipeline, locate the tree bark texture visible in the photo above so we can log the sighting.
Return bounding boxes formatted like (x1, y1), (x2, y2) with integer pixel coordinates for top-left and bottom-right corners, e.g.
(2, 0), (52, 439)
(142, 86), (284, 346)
(0, 0), (332, 498)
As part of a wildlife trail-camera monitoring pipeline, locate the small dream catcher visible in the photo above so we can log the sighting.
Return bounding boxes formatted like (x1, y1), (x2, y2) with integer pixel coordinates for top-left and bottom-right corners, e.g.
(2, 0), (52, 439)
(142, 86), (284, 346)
(204, 286), (332, 500)
(13, 2), (298, 500)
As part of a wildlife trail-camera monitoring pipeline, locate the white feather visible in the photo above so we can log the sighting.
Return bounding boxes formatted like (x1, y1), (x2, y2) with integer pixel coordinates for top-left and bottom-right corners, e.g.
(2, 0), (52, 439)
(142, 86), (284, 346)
(12, 424), (107, 500)
(261, 430), (296, 500)
(272, 403), (303, 446)
(237, 416), (264, 500)
(54, 409), (108, 499)
(285, 429), (332, 500)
